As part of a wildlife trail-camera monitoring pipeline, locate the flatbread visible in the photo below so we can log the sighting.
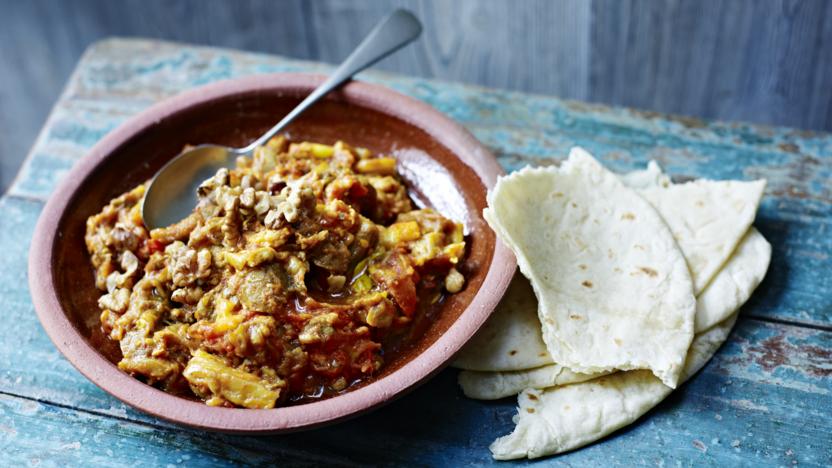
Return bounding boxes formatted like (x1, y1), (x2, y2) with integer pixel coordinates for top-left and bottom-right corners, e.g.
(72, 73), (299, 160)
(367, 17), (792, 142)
(454, 163), (672, 373)
(453, 274), (551, 371)
(490, 313), (739, 460)
(458, 226), (770, 399)
(456, 160), (766, 379)
(458, 364), (609, 400)
(639, 178), (765, 294)
(622, 161), (765, 293)
(694, 227), (770, 332)
(618, 161), (671, 189)
(484, 148), (696, 387)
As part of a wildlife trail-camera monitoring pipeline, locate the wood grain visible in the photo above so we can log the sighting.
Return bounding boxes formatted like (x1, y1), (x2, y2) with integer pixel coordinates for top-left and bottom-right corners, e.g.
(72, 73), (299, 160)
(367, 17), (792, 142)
(590, 0), (832, 130)
(1, 321), (830, 468)
(1, 192), (829, 465)
(1, 38), (831, 464)
(2, 0), (831, 195)
(0, 194), (829, 465)
(305, 0), (591, 98)
(10, 38), (831, 329)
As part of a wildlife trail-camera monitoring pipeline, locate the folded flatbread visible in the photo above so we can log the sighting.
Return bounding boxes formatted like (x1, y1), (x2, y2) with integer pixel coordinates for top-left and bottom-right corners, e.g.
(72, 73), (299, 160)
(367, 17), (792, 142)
(458, 361), (607, 401)
(458, 149), (769, 459)
(453, 274), (551, 371)
(639, 179), (765, 294)
(484, 149), (696, 387)
(455, 157), (765, 377)
(490, 313), (739, 460)
(457, 227), (770, 400)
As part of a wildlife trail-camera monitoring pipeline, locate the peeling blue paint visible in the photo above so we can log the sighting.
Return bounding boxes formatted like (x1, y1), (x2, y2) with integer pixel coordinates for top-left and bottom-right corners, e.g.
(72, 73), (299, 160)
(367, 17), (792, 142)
(2, 38), (831, 466)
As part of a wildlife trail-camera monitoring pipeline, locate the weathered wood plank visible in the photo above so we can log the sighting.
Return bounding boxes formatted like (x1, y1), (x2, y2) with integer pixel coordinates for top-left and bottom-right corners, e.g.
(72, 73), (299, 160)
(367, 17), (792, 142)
(2, 330), (829, 467)
(0, 394), (358, 467)
(4, 36), (831, 465)
(13, 38), (832, 198)
(589, 0), (832, 131)
(305, 0), (591, 99)
(2, 193), (831, 464)
(8, 38), (831, 329)
(0, 197), (154, 421)
(4, 0), (832, 195)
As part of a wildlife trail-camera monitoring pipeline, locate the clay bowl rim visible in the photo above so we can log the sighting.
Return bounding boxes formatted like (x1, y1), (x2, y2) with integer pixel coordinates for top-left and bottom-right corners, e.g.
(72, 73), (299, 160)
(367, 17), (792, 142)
(28, 73), (515, 433)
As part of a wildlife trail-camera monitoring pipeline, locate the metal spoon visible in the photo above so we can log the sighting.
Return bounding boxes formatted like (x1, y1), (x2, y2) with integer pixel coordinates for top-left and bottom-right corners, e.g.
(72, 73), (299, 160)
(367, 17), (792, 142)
(142, 9), (422, 230)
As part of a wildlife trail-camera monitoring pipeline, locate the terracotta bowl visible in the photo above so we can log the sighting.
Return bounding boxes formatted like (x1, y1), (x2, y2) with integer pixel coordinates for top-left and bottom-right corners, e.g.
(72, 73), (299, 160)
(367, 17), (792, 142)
(28, 73), (514, 433)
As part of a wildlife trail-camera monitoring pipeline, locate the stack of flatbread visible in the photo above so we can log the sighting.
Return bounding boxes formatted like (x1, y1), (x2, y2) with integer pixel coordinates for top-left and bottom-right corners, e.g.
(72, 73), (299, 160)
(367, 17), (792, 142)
(453, 148), (771, 460)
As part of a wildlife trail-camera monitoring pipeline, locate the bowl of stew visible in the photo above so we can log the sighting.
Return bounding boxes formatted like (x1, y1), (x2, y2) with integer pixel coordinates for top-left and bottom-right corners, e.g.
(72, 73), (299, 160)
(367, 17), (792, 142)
(28, 73), (514, 432)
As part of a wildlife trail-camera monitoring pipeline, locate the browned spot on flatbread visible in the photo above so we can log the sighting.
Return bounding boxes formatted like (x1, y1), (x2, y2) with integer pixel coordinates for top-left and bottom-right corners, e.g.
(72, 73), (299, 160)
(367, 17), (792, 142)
(621, 212), (635, 220)
(581, 280), (593, 288)
(569, 314), (582, 320)
(526, 408), (535, 413)
(528, 394), (539, 401)
(614, 338), (623, 346)
(509, 350), (518, 356)
(538, 352), (548, 357)
(632, 266), (659, 277)
(578, 264), (587, 270)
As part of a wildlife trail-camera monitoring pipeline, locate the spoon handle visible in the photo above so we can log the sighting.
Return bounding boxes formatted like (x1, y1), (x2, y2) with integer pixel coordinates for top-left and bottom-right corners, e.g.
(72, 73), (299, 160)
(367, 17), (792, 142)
(242, 9), (423, 153)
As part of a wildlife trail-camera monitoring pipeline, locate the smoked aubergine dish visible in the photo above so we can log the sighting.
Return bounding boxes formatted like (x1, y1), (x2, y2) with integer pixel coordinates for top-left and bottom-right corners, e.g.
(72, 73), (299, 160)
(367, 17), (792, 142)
(85, 137), (467, 409)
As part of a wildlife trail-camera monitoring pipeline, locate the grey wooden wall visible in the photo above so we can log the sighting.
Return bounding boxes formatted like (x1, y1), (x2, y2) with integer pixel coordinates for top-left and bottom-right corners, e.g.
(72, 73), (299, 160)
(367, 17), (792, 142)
(2, 0), (831, 193)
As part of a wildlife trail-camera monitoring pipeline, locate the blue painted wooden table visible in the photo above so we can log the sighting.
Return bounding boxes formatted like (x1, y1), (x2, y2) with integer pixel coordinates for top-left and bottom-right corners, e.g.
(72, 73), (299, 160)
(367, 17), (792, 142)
(2, 38), (830, 466)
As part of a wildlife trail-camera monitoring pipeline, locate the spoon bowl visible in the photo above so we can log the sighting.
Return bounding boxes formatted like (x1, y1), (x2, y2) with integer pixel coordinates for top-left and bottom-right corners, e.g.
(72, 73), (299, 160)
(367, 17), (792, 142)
(142, 9), (422, 230)
(142, 145), (239, 228)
